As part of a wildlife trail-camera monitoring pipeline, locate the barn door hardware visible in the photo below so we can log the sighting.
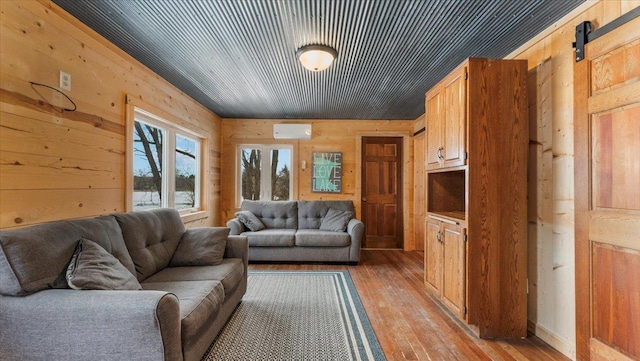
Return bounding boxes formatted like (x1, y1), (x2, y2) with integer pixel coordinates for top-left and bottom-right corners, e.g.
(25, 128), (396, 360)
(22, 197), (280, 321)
(573, 7), (640, 62)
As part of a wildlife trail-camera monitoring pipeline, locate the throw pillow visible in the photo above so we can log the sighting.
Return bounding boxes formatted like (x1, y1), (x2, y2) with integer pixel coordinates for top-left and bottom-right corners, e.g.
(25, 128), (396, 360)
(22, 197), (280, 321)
(170, 227), (230, 266)
(235, 210), (265, 231)
(66, 239), (142, 290)
(319, 208), (354, 232)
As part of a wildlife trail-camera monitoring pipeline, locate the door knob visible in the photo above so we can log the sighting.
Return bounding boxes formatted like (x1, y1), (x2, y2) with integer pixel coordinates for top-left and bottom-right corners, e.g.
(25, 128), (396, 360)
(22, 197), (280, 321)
(362, 197), (367, 202)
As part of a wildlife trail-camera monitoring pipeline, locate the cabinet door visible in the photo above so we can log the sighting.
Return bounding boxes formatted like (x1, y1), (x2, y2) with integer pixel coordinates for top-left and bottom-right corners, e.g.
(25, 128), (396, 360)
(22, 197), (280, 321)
(425, 89), (443, 170)
(424, 218), (442, 295)
(443, 67), (467, 168)
(441, 224), (466, 319)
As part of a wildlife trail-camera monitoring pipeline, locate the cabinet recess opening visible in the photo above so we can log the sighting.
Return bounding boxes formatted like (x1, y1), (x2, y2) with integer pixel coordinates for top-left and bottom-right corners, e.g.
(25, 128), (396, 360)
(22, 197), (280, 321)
(427, 170), (466, 220)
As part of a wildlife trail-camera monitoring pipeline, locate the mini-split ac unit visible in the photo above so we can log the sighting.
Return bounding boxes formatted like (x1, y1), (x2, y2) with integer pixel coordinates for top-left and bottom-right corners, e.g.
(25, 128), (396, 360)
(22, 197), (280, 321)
(273, 124), (312, 139)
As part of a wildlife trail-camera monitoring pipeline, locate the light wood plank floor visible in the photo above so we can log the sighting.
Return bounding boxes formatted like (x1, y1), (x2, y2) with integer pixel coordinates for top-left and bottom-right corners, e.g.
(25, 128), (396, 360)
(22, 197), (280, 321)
(250, 250), (570, 361)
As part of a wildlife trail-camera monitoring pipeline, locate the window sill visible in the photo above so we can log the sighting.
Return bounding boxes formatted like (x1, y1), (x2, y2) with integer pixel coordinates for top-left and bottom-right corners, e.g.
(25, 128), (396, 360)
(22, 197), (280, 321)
(180, 210), (209, 223)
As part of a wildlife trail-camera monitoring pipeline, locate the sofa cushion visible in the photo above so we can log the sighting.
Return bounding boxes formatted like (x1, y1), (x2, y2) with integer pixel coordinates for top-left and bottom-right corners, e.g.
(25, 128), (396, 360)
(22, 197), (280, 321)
(242, 229), (296, 247)
(241, 200), (298, 229)
(144, 258), (244, 295)
(0, 216), (133, 296)
(234, 211), (265, 231)
(114, 209), (185, 282)
(170, 227), (229, 267)
(295, 229), (352, 247)
(298, 200), (356, 229)
(142, 280), (224, 348)
(66, 239), (142, 290)
(319, 208), (354, 232)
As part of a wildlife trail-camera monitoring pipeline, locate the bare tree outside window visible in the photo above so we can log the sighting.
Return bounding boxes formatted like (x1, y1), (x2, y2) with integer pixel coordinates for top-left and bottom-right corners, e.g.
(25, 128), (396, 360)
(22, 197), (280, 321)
(239, 147), (291, 202)
(133, 119), (199, 210)
(175, 135), (198, 209)
(134, 121), (163, 209)
(241, 149), (261, 200)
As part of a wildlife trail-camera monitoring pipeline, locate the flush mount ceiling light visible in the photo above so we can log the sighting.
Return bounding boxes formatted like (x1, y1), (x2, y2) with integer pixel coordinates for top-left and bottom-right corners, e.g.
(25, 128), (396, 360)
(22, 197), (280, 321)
(296, 44), (338, 72)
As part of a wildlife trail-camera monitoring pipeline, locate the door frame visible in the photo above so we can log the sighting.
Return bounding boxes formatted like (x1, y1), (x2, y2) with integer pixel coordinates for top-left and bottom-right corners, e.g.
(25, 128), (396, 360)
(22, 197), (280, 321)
(356, 131), (413, 250)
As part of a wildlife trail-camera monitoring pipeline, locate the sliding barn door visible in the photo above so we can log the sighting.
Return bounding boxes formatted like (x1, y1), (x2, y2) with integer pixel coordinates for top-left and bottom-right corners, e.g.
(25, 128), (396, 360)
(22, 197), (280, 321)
(574, 17), (640, 361)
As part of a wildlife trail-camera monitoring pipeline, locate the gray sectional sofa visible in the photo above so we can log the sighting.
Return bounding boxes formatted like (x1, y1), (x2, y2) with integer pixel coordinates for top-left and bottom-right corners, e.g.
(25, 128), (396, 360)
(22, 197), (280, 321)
(227, 200), (363, 263)
(0, 208), (248, 361)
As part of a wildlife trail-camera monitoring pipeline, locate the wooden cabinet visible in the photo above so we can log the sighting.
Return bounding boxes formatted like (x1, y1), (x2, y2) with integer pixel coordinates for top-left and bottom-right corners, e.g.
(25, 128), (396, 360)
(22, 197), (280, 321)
(423, 58), (528, 339)
(425, 66), (466, 170)
(425, 216), (466, 320)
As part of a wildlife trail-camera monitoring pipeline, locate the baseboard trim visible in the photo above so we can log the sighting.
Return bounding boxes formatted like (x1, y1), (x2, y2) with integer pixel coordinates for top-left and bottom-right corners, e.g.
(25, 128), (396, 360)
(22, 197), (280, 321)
(528, 320), (576, 360)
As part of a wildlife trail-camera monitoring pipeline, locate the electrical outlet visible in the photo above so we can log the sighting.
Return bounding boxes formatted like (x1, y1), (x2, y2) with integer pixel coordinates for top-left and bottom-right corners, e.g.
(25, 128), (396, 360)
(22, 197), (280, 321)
(59, 70), (71, 91)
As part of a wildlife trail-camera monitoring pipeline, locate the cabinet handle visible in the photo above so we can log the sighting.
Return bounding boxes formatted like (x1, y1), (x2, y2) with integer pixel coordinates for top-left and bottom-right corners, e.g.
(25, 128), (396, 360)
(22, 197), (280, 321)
(437, 147), (444, 160)
(437, 230), (442, 243)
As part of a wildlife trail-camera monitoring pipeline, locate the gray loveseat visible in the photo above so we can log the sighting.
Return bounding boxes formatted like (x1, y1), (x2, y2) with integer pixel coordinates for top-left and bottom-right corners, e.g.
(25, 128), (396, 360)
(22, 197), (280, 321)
(0, 208), (248, 361)
(227, 200), (363, 263)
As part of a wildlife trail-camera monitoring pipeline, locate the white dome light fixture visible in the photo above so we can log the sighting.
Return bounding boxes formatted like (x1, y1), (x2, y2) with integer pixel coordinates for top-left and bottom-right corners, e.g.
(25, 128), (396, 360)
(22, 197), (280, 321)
(296, 44), (337, 72)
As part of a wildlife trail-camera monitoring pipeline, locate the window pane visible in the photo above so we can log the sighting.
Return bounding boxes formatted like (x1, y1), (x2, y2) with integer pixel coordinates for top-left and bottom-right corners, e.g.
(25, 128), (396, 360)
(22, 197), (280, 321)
(271, 148), (291, 200)
(175, 135), (199, 210)
(133, 120), (164, 210)
(241, 148), (261, 201)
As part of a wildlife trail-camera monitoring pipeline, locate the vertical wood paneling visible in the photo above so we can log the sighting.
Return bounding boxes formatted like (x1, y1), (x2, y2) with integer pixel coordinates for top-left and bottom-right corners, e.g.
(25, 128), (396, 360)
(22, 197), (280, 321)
(413, 131), (425, 251)
(0, 0), (221, 229)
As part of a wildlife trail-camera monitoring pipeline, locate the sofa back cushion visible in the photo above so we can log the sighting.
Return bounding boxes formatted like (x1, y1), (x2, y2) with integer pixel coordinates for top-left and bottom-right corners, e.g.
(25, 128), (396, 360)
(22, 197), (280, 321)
(240, 200), (298, 229)
(0, 216), (133, 296)
(297, 200), (355, 229)
(114, 209), (185, 282)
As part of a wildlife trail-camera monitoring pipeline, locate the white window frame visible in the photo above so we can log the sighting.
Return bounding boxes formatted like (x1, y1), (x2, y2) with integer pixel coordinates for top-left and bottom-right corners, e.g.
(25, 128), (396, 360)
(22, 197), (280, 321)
(130, 107), (203, 213)
(236, 144), (294, 206)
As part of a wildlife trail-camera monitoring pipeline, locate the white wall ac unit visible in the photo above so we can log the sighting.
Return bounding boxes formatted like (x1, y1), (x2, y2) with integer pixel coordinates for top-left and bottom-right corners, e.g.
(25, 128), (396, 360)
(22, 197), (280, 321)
(273, 124), (312, 139)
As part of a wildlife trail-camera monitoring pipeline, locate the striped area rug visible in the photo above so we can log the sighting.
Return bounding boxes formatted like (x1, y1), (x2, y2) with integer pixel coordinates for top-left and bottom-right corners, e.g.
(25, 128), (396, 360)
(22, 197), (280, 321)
(202, 270), (385, 361)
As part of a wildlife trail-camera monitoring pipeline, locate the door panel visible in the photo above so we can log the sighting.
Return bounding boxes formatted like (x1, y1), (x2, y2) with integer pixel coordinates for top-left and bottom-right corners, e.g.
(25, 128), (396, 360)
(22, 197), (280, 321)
(425, 90), (443, 170)
(443, 68), (467, 167)
(575, 16), (640, 361)
(441, 224), (465, 319)
(425, 218), (442, 295)
(592, 243), (640, 359)
(361, 137), (403, 249)
(592, 106), (640, 211)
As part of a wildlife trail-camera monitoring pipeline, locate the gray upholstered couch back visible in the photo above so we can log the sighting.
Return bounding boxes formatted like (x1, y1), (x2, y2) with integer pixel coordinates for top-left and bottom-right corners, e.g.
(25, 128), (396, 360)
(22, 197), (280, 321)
(0, 216), (134, 296)
(240, 200), (298, 229)
(114, 209), (185, 281)
(0, 208), (187, 296)
(239, 200), (355, 230)
(297, 200), (355, 229)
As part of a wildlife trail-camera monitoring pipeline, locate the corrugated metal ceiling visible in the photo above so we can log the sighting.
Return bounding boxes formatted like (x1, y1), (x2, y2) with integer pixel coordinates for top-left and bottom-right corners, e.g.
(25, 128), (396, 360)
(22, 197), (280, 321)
(52, 0), (585, 120)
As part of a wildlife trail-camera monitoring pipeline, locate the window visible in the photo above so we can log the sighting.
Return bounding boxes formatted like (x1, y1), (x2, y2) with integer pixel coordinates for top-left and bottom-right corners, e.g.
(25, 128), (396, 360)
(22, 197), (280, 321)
(132, 108), (202, 212)
(238, 145), (292, 205)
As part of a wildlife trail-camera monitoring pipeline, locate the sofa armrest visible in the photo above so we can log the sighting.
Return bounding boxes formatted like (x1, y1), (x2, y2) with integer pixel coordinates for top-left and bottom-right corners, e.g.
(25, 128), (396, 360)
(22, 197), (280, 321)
(226, 218), (245, 235)
(224, 235), (249, 272)
(347, 218), (364, 263)
(0, 289), (182, 361)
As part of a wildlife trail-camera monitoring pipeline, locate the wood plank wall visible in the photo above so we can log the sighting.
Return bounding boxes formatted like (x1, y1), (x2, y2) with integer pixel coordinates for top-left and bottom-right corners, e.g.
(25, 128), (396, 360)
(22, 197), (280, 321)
(0, 0), (222, 229)
(220, 118), (416, 248)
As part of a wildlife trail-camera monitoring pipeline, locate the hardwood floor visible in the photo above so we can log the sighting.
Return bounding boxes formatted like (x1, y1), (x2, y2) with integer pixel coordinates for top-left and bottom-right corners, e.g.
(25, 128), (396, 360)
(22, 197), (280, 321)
(250, 250), (569, 361)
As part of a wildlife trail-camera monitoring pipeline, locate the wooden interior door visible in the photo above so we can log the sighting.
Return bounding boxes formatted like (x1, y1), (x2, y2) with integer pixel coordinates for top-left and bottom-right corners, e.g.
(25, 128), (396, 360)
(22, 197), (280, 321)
(574, 17), (640, 361)
(361, 137), (403, 249)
